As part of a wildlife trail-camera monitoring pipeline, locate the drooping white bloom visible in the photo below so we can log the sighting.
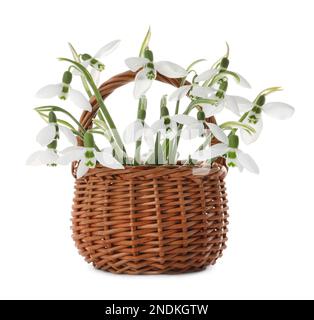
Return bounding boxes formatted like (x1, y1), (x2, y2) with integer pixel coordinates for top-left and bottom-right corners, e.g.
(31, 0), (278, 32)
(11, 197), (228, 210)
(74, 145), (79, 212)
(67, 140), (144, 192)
(195, 57), (251, 89)
(58, 132), (124, 178)
(181, 110), (228, 142)
(151, 113), (197, 139)
(80, 40), (120, 85)
(123, 120), (155, 148)
(26, 148), (59, 166)
(27, 111), (76, 166)
(192, 134), (259, 174)
(125, 49), (188, 98)
(240, 98), (295, 144)
(58, 146), (123, 178)
(36, 71), (91, 112)
(36, 122), (77, 147)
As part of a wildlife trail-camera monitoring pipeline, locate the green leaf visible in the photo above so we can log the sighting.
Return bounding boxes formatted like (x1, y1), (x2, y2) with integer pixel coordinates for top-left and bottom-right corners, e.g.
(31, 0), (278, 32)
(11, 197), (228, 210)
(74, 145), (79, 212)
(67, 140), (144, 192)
(139, 27), (151, 57)
(224, 42), (230, 58)
(68, 42), (80, 60)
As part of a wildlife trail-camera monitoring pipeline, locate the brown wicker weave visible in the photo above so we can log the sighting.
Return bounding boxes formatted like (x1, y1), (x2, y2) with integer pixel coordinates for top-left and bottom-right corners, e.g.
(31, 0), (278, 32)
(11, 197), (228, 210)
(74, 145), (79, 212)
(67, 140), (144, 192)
(71, 71), (229, 274)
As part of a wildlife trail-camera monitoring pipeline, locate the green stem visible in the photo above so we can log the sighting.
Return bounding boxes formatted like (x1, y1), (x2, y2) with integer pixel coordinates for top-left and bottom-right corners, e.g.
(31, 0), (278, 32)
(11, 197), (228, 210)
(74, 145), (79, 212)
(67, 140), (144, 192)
(154, 132), (161, 164)
(168, 103), (195, 164)
(165, 138), (170, 163)
(68, 43), (93, 98)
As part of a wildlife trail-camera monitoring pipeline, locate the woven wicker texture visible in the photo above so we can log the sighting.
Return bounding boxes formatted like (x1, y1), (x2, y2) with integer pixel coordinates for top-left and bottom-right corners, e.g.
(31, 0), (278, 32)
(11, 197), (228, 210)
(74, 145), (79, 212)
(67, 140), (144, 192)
(72, 71), (229, 274)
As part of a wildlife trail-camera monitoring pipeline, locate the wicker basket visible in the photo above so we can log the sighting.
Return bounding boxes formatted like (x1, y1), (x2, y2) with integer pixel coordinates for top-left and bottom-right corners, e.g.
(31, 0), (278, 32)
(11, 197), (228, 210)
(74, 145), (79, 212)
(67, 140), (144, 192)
(71, 71), (229, 274)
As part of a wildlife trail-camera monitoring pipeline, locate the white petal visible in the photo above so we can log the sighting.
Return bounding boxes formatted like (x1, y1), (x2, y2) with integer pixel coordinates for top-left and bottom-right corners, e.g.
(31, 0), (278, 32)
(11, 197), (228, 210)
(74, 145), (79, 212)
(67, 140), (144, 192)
(171, 114), (198, 125)
(155, 61), (188, 78)
(123, 120), (144, 144)
(26, 151), (45, 166)
(90, 68), (101, 86)
(263, 102), (295, 120)
(58, 146), (84, 165)
(209, 143), (229, 158)
(125, 57), (148, 72)
(224, 96), (241, 116)
(142, 127), (155, 149)
(151, 119), (165, 132)
(191, 85), (216, 98)
(237, 73), (251, 88)
(202, 103), (224, 117)
(207, 123), (228, 144)
(76, 161), (89, 178)
(192, 143), (229, 160)
(233, 96), (252, 113)
(240, 117), (263, 145)
(36, 124), (56, 147)
(36, 84), (61, 98)
(195, 69), (218, 82)
(69, 88), (92, 111)
(133, 69), (153, 98)
(181, 122), (204, 139)
(39, 149), (58, 164)
(95, 152), (124, 169)
(59, 126), (77, 146)
(27, 149), (58, 165)
(236, 149), (259, 174)
(169, 85), (191, 101)
(94, 40), (121, 58)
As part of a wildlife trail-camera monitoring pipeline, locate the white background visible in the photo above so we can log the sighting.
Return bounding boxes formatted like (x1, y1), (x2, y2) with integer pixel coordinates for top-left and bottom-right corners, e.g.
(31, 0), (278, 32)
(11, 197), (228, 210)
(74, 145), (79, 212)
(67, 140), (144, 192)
(0, 0), (313, 300)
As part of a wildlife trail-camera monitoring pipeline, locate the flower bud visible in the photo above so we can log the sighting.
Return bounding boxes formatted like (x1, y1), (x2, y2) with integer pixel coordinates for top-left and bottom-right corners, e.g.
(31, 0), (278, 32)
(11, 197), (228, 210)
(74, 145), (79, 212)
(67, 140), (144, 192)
(81, 53), (92, 61)
(48, 111), (57, 124)
(144, 49), (154, 62)
(228, 134), (239, 148)
(220, 57), (229, 69)
(256, 94), (266, 107)
(83, 131), (95, 148)
(161, 106), (169, 117)
(62, 71), (72, 85)
(197, 111), (205, 121)
(137, 109), (146, 120)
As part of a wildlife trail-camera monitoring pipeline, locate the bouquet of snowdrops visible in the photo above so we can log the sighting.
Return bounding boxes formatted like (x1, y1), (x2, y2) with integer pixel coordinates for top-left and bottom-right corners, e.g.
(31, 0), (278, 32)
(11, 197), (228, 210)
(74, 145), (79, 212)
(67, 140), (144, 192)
(27, 28), (294, 178)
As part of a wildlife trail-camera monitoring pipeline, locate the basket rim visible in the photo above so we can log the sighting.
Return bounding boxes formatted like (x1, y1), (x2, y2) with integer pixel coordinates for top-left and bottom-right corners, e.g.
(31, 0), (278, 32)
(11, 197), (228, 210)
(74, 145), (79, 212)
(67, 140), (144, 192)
(72, 162), (227, 180)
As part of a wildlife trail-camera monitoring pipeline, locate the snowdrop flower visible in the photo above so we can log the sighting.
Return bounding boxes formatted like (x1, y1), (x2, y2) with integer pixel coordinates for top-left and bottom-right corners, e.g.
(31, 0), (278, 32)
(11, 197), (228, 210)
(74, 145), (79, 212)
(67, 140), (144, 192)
(26, 148), (58, 166)
(151, 105), (196, 139)
(58, 132), (124, 178)
(240, 95), (295, 144)
(169, 83), (216, 102)
(195, 57), (251, 88)
(123, 104), (155, 148)
(80, 40), (120, 85)
(193, 134), (259, 174)
(181, 110), (228, 142)
(26, 111), (75, 166)
(125, 48), (188, 98)
(35, 114), (77, 148)
(36, 71), (91, 111)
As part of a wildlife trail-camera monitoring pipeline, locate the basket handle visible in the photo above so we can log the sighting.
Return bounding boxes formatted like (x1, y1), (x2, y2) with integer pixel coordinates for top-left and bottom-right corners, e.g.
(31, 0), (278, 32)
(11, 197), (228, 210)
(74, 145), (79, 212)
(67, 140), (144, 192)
(78, 70), (219, 138)
(75, 70), (225, 167)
